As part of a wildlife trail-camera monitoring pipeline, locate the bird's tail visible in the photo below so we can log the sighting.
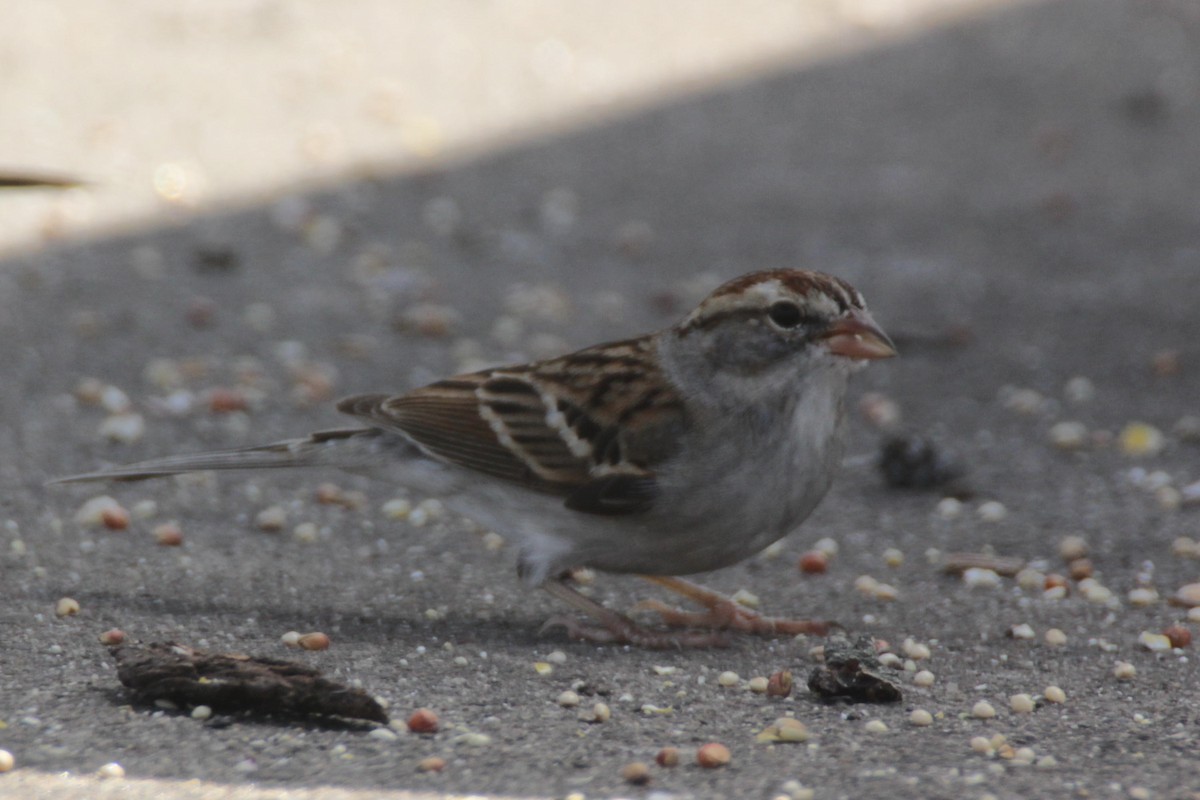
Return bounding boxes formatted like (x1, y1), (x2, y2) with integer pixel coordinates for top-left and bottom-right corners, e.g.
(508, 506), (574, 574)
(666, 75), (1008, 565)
(50, 428), (385, 484)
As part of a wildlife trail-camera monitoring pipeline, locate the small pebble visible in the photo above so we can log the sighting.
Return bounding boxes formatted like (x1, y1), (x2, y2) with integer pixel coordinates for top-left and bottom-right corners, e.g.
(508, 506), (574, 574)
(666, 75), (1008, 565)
(1113, 661), (1137, 681)
(0, 750), (13, 772)
(910, 709), (934, 726)
(864, 719), (889, 734)
(1010, 693), (1035, 713)
(55, 597), (80, 618)
(696, 742), (731, 768)
(620, 761), (651, 786)
(97, 763), (125, 780)
(1044, 686), (1066, 704)
(913, 670), (936, 687)
(407, 708), (439, 733)
(972, 701), (997, 719)
(298, 632), (330, 651)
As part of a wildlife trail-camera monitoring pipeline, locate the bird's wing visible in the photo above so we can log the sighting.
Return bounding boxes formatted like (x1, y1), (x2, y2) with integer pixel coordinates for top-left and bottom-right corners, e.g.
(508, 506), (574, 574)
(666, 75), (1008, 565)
(338, 337), (686, 515)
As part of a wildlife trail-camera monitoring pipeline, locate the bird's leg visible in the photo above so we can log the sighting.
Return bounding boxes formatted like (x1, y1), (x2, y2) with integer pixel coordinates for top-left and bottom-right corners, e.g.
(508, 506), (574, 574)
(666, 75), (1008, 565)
(634, 575), (831, 636)
(540, 577), (732, 648)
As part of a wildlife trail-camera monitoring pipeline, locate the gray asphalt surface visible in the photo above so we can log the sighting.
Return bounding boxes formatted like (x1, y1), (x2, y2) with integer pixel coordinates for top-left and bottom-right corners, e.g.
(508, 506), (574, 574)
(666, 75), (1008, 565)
(3, 1), (1200, 799)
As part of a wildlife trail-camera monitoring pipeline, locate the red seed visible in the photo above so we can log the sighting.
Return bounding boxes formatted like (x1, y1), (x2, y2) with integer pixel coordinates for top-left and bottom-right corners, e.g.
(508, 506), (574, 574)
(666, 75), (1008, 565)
(696, 742), (731, 768)
(153, 523), (184, 546)
(655, 746), (680, 767)
(407, 708), (439, 733)
(297, 632), (330, 651)
(798, 551), (828, 574)
(101, 507), (130, 531)
(417, 756), (446, 772)
(208, 387), (248, 413)
(766, 670), (793, 698)
(1044, 573), (1069, 592)
(1164, 625), (1192, 649)
(99, 629), (126, 645)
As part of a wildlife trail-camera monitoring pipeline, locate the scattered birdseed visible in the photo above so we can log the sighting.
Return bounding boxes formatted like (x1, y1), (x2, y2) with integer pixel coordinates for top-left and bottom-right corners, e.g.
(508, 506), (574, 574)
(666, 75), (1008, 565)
(732, 588), (760, 609)
(972, 701), (997, 719)
(557, 690), (580, 708)
(1010, 694), (1035, 713)
(418, 756), (446, 772)
(1009, 624), (1036, 640)
(756, 717), (810, 743)
(1058, 535), (1088, 562)
(970, 736), (994, 755)
(74, 496), (126, 528)
(97, 763), (125, 780)
(798, 551), (828, 574)
(717, 671), (740, 687)
(191, 705), (213, 720)
(767, 670), (794, 697)
(910, 709), (934, 726)
(902, 639), (931, 660)
(280, 631), (302, 648)
(407, 708), (439, 733)
(655, 746), (680, 767)
(153, 523), (184, 546)
(1172, 583), (1200, 607)
(298, 632), (330, 651)
(0, 749), (13, 772)
(1128, 587), (1159, 607)
(1163, 625), (1191, 648)
(1079, 579), (1115, 605)
(381, 498), (412, 520)
(696, 742), (731, 768)
(1137, 632), (1172, 652)
(943, 552), (1026, 577)
(1013, 747), (1036, 764)
(99, 505), (130, 531)
(1113, 661), (1137, 681)
(935, 497), (964, 519)
(620, 761), (651, 786)
(1044, 686), (1066, 704)
(580, 702), (611, 723)
(748, 676), (769, 694)
(99, 629), (125, 645)
(813, 537), (839, 557)
(533, 662), (553, 676)
(878, 652), (902, 669)
(55, 597), (80, 618)
(98, 412), (146, 444)
(962, 568), (1002, 589)
(864, 719), (889, 734)
(255, 506), (287, 532)
(883, 548), (904, 568)
(913, 670), (936, 687)
(1048, 421), (1089, 450)
(1119, 422), (1165, 457)
(976, 501), (1007, 522)
(1063, 376), (1095, 404)
(368, 727), (398, 742)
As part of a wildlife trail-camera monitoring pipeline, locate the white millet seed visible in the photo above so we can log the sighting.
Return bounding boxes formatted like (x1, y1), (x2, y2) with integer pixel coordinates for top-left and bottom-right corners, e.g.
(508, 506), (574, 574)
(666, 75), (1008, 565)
(972, 701), (997, 719)
(0, 750), (14, 772)
(1113, 661), (1137, 681)
(556, 691), (580, 708)
(717, 671), (740, 687)
(1009, 623), (1036, 640)
(1127, 587), (1159, 607)
(935, 497), (964, 519)
(191, 705), (213, 720)
(864, 719), (889, 734)
(748, 676), (770, 694)
(913, 670), (936, 687)
(1010, 694), (1035, 714)
(962, 568), (1002, 589)
(976, 501), (1008, 522)
(97, 763), (125, 779)
(902, 639), (931, 660)
(1044, 628), (1068, 646)
(546, 650), (568, 664)
(910, 709), (934, 726)
(1043, 686), (1066, 704)
(970, 736), (994, 755)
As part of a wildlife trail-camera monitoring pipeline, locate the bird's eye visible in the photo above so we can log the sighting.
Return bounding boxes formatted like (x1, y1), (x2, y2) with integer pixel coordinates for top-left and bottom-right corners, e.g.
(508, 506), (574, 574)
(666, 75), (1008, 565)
(767, 301), (805, 329)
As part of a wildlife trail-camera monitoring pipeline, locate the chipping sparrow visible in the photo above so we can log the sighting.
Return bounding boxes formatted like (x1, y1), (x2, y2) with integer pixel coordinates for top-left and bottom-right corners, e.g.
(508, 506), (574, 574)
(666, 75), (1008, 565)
(58, 269), (895, 648)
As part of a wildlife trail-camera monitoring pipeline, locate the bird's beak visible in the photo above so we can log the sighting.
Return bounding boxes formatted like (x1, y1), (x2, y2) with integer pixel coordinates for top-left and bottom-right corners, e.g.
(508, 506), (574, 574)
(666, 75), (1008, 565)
(820, 310), (897, 361)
